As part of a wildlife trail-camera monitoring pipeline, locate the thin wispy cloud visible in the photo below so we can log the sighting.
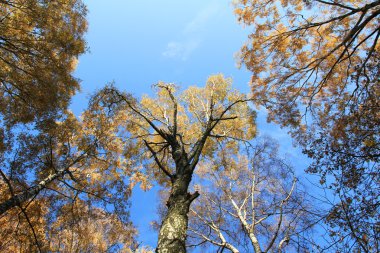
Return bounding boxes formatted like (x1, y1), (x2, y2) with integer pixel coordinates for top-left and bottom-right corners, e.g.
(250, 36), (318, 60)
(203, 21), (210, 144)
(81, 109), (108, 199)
(162, 1), (221, 61)
(162, 39), (201, 61)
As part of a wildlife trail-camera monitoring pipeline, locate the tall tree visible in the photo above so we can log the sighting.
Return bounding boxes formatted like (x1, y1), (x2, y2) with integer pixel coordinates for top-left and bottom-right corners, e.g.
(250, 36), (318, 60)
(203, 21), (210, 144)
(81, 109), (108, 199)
(0, 0), (88, 212)
(88, 74), (256, 253)
(0, 1), (137, 251)
(188, 137), (314, 253)
(234, 0), (379, 251)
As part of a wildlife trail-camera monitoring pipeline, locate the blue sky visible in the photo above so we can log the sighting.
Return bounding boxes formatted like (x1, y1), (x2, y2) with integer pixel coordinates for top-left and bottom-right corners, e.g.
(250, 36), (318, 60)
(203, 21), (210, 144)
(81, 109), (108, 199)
(71, 0), (311, 249)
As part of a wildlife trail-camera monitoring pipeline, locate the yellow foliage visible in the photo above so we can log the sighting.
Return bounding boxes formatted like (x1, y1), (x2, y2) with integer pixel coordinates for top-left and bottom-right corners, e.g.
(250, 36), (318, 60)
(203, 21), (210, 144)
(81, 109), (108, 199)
(0, 0), (87, 126)
(86, 74), (256, 186)
(234, 1), (380, 250)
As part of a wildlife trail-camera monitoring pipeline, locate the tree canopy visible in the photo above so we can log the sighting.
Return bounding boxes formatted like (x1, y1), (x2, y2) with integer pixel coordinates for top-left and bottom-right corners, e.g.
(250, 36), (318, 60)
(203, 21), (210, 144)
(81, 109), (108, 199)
(0, 111), (137, 252)
(0, 0), (87, 127)
(234, 0), (379, 251)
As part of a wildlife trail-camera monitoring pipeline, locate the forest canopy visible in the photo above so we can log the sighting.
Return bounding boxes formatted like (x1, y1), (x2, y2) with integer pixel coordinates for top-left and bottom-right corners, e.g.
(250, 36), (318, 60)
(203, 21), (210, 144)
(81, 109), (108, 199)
(0, 0), (378, 252)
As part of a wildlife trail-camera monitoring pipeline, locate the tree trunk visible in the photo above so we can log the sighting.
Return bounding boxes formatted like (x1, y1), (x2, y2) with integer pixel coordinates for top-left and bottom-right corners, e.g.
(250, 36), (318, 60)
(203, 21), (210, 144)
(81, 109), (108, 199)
(156, 171), (198, 253)
(249, 233), (263, 253)
(0, 169), (67, 215)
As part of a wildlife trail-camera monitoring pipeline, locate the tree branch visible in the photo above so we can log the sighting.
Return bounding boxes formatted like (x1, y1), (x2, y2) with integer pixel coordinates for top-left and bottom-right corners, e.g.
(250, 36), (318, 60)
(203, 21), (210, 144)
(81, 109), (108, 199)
(144, 140), (174, 181)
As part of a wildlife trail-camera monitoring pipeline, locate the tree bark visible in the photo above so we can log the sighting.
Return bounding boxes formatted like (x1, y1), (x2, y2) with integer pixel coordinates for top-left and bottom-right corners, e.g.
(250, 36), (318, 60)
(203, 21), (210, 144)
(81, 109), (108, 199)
(225, 244), (240, 253)
(156, 168), (198, 253)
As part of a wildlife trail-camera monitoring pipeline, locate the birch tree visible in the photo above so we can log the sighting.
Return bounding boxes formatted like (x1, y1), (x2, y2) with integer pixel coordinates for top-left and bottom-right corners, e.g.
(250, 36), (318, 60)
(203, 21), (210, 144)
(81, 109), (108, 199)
(188, 137), (314, 253)
(87, 74), (256, 253)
